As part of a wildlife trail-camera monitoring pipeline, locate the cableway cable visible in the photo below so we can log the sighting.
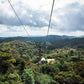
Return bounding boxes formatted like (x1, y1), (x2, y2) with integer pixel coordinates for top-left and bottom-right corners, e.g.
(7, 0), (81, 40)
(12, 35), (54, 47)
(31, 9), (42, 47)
(46, 0), (55, 37)
(8, 0), (30, 36)
(8, 0), (55, 59)
(44, 0), (55, 55)
(7, 0), (41, 58)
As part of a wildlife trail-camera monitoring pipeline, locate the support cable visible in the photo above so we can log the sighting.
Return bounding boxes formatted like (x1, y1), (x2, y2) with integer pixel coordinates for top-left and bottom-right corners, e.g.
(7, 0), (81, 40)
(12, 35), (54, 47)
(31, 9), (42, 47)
(46, 0), (55, 36)
(8, 0), (30, 36)
(44, 0), (55, 55)
(8, 0), (55, 59)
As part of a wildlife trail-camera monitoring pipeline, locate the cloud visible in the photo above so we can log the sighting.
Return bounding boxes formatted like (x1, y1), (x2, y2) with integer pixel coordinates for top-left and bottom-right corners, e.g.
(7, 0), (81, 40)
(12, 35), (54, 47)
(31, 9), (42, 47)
(0, 25), (9, 33)
(0, 0), (84, 36)
(0, 0), (50, 27)
(0, 24), (84, 37)
(50, 2), (84, 33)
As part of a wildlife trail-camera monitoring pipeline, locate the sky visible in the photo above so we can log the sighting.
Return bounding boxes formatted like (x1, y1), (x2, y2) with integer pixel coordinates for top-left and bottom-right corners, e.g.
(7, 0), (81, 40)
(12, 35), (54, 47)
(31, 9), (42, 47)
(0, 0), (84, 37)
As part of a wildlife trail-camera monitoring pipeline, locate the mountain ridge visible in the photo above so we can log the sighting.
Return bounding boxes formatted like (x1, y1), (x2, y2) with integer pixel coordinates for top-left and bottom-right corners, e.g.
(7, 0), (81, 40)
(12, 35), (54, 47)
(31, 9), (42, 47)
(0, 35), (75, 43)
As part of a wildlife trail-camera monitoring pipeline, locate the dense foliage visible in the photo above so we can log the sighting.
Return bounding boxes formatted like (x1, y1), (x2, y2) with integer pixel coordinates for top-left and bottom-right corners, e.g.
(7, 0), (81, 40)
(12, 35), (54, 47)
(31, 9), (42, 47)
(0, 40), (84, 84)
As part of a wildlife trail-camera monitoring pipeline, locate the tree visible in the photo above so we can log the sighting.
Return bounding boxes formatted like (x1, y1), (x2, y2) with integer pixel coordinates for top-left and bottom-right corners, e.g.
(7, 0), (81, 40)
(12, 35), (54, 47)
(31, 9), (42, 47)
(69, 50), (74, 56)
(54, 71), (82, 84)
(72, 61), (84, 78)
(35, 73), (56, 84)
(0, 51), (16, 74)
(22, 69), (35, 84)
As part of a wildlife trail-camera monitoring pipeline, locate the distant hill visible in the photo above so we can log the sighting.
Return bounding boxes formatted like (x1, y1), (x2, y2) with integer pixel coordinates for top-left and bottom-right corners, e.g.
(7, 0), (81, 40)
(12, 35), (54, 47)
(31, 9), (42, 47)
(0, 37), (7, 42)
(0, 37), (6, 40)
(0, 36), (84, 49)
(0, 35), (75, 43)
(48, 38), (84, 49)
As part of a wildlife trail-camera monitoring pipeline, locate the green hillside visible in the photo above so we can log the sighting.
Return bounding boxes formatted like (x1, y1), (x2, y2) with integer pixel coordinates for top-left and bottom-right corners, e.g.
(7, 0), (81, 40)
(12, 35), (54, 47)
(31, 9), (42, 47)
(0, 40), (84, 84)
(48, 38), (84, 49)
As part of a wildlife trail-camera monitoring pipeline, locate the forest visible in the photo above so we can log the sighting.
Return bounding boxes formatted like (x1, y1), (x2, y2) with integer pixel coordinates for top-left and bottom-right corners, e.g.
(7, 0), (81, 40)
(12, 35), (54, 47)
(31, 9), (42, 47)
(0, 0), (84, 83)
(0, 37), (84, 84)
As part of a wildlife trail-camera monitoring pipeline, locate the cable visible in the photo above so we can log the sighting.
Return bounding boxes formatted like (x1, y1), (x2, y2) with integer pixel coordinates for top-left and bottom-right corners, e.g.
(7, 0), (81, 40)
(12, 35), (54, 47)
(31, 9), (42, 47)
(47, 0), (55, 36)
(44, 0), (55, 55)
(8, 0), (30, 36)
(8, 0), (42, 57)
(8, 0), (55, 58)
(8, 0), (55, 39)
(45, 0), (55, 42)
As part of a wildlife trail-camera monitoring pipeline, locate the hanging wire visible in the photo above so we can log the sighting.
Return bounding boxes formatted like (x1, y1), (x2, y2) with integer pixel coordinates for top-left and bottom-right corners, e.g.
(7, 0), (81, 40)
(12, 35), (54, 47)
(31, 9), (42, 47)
(8, 0), (55, 40)
(7, 0), (42, 59)
(8, 0), (30, 36)
(46, 0), (55, 37)
(8, 0), (55, 59)
(44, 0), (55, 55)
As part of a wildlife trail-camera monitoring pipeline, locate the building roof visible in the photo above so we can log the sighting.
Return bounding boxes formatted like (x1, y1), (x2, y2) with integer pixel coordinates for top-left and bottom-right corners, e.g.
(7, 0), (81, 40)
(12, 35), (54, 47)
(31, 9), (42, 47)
(41, 57), (45, 61)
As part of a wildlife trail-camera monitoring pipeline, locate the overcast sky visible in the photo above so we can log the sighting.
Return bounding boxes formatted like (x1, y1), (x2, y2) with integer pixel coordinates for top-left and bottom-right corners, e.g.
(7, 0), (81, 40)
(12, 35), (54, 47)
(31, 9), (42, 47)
(0, 0), (84, 37)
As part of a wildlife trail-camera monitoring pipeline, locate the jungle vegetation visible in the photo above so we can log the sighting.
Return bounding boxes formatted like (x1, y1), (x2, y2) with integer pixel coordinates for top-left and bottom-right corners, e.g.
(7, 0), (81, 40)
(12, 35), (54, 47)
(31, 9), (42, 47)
(0, 39), (84, 84)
